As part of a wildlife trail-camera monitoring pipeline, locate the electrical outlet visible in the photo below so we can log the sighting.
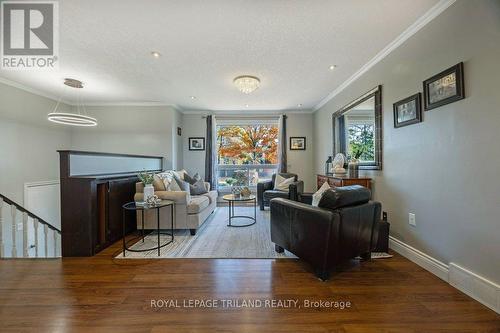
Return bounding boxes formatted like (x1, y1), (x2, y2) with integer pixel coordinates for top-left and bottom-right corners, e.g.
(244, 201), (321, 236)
(17, 222), (23, 231)
(409, 213), (416, 227)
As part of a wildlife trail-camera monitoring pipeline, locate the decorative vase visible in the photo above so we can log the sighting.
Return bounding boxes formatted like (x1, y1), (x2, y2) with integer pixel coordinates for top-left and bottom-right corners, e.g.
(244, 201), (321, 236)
(348, 159), (359, 178)
(143, 184), (155, 201)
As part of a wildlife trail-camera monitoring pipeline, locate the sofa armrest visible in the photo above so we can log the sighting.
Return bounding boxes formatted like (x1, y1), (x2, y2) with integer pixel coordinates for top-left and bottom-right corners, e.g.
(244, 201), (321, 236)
(298, 192), (313, 205)
(257, 180), (273, 204)
(288, 180), (304, 201)
(135, 190), (190, 204)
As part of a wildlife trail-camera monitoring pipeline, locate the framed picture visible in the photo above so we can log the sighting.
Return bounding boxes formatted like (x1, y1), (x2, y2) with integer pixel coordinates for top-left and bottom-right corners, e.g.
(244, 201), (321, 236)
(188, 137), (205, 151)
(423, 62), (464, 111)
(393, 93), (422, 128)
(290, 137), (306, 150)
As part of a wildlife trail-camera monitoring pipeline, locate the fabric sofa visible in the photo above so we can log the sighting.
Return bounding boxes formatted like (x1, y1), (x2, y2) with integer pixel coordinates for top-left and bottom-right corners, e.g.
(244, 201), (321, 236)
(270, 185), (381, 280)
(134, 180), (217, 235)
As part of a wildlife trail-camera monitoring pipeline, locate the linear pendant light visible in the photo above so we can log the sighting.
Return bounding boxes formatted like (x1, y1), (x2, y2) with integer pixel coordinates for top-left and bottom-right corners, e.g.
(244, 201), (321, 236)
(48, 78), (97, 127)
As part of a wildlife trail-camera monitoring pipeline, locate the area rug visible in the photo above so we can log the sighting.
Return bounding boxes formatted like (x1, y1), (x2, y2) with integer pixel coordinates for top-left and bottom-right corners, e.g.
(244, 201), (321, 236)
(115, 206), (297, 259)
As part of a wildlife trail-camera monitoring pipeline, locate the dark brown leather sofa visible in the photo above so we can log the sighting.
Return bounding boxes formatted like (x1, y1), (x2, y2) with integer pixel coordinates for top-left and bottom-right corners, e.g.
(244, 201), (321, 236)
(257, 172), (304, 210)
(270, 185), (381, 280)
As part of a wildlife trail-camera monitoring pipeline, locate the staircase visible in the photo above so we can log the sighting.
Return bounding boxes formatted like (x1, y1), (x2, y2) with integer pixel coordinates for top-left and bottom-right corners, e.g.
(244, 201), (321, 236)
(0, 193), (61, 258)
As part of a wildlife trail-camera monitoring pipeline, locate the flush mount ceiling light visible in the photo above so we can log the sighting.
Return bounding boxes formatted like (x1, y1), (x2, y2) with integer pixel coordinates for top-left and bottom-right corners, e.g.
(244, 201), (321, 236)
(151, 51), (161, 58)
(329, 65), (337, 71)
(233, 75), (260, 94)
(190, 96), (196, 100)
(47, 78), (97, 127)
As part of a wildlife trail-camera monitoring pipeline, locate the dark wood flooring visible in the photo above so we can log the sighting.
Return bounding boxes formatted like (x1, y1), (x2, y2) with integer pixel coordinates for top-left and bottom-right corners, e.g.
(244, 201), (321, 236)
(0, 238), (499, 332)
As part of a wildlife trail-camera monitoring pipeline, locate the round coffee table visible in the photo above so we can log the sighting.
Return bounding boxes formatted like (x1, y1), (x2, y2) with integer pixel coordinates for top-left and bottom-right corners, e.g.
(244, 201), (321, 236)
(222, 194), (256, 227)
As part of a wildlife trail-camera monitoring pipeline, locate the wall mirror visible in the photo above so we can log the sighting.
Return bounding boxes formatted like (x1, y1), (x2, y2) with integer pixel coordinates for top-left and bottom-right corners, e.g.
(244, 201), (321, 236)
(332, 85), (382, 170)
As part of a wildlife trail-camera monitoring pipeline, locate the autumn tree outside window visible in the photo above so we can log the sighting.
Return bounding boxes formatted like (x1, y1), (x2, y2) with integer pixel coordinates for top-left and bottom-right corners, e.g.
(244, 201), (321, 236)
(216, 122), (279, 189)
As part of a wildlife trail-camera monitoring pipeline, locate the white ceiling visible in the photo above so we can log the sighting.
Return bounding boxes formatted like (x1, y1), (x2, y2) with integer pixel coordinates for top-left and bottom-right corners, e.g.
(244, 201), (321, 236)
(0, 0), (442, 112)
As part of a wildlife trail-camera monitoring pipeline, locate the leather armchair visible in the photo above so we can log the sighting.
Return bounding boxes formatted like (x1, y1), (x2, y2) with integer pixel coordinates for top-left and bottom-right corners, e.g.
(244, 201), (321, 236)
(257, 172), (304, 210)
(270, 186), (381, 280)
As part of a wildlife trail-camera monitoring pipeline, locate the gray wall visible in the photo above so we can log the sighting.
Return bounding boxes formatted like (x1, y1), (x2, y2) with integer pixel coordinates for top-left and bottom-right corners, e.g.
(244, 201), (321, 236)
(70, 105), (180, 170)
(314, 0), (500, 284)
(0, 83), (72, 203)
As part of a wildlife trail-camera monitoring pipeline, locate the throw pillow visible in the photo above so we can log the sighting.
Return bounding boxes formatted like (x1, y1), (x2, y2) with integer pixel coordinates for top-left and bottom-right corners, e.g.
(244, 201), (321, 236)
(312, 181), (331, 207)
(274, 174), (295, 192)
(152, 174), (166, 191)
(176, 169), (188, 180)
(190, 179), (208, 195)
(183, 172), (195, 185)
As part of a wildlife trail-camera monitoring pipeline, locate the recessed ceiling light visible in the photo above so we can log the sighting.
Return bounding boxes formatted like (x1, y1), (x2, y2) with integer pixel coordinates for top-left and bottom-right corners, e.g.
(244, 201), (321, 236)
(245, 104), (249, 108)
(329, 65), (337, 71)
(151, 51), (161, 58)
(190, 96), (196, 100)
(297, 104), (303, 107)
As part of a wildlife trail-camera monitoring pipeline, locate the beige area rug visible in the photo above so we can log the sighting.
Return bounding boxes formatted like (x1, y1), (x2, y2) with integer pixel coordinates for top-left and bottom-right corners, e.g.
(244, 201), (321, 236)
(115, 206), (297, 259)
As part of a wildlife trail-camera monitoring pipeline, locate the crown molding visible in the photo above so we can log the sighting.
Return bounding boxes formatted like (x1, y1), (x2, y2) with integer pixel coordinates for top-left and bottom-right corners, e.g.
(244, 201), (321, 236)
(0, 76), (67, 103)
(179, 108), (314, 115)
(82, 101), (177, 107)
(313, 0), (456, 112)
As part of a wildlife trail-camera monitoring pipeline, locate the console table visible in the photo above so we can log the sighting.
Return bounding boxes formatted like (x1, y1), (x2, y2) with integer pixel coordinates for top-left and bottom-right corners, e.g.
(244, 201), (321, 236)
(317, 174), (372, 190)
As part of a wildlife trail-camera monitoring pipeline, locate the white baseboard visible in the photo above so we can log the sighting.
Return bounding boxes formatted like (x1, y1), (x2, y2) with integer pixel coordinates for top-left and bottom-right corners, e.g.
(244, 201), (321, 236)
(448, 263), (500, 314)
(389, 236), (449, 282)
(389, 236), (499, 314)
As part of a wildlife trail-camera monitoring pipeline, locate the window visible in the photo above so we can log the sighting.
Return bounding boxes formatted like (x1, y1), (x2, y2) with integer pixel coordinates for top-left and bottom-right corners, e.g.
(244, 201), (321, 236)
(216, 121), (279, 190)
(341, 95), (376, 164)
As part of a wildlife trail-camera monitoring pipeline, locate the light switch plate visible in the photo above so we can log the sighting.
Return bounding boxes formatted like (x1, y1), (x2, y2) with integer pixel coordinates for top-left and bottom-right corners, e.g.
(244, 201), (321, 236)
(409, 213), (416, 227)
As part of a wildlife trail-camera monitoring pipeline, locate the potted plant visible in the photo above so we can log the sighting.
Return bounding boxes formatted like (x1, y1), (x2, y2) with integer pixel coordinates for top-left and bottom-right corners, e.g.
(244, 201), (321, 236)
(138, 171), (155, 201)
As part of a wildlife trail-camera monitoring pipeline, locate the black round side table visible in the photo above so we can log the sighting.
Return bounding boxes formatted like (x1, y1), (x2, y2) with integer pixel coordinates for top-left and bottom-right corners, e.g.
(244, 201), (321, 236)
(122, 200), (174, 257)
(222, 194), (257, 227)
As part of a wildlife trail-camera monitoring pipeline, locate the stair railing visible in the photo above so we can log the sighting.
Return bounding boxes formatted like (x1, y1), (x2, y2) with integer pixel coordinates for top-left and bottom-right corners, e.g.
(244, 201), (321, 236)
(0, 193), (61, 258)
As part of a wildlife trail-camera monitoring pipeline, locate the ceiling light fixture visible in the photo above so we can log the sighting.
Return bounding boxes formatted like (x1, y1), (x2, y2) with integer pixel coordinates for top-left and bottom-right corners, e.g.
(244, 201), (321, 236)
(151, 51), (161, 58)
(233, 75), (260, 94)
(245, 104), (249, 108)
(297, 104), (303, 107)
(47, 78), (97, 127)
(329, 65), (337, 71)
(190, 96), (196, 100)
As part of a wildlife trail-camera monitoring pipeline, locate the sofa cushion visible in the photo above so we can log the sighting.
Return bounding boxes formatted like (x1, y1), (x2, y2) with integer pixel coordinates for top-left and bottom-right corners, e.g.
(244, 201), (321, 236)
(263, 190), (288, 201)
(318, 185), (371, 210)
(202, 190), (218, 204)
(187, 195), (210, 214)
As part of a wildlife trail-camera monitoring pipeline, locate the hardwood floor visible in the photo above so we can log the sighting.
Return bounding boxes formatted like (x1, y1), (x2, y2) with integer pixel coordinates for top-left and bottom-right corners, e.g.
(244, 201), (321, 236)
(0, 239), (498, 332)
